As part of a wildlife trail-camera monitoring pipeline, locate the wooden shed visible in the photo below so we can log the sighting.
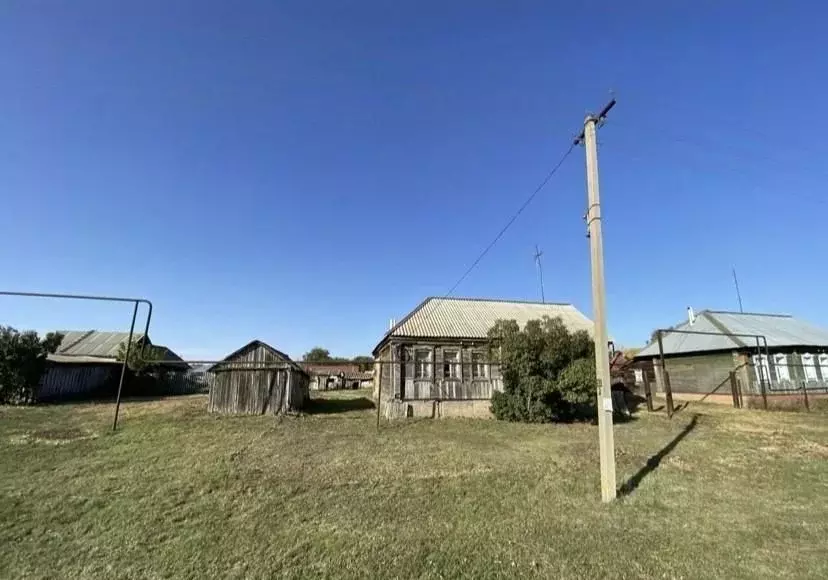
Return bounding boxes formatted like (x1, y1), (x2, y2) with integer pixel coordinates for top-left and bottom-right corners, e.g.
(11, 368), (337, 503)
(207, 340), (309, 415)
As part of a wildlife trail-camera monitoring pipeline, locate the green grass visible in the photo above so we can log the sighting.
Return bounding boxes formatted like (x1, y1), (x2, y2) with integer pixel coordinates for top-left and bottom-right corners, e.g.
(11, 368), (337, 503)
(1, 390), (827, 579)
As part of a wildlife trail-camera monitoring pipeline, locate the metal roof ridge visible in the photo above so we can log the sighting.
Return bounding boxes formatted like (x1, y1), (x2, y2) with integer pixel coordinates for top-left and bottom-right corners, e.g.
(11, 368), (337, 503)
(425, 296), (574, 306)
(705, 310), (792, 318)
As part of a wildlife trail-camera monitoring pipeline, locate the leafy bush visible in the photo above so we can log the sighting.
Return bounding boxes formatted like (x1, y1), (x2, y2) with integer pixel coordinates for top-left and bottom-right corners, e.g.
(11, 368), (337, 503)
(0, 326), (63, 404)
(488, 317), (596, 422)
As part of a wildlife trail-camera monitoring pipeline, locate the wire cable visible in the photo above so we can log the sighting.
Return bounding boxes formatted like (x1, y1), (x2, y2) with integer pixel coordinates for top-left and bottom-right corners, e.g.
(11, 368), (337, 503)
(407, 141), (578, 331)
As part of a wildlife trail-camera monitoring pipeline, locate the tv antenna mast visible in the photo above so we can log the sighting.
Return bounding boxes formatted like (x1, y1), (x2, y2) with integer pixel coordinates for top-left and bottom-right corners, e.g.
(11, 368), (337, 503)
(533, 244), (545, 303)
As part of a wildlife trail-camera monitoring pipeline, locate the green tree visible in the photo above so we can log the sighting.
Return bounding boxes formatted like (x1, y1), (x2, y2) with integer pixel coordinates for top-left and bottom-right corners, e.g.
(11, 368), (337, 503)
(302, 347), (350, 364)
(302, 347), (332, 362)
(488, 316), (596, 423)
(116, 340), (166, 373)
(352, 355), (374, 371)
(0, 326), (63, 404)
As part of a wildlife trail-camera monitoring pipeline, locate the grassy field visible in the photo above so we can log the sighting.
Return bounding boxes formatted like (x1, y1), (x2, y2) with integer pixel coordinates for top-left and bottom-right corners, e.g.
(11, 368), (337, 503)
(1, 390), (827, 579)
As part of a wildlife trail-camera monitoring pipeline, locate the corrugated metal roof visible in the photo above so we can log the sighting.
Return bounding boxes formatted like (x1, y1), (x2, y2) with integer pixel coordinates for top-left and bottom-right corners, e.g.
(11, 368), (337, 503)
(636, 310), (828, 357)
(56, 331), (147, 358)
(374, 297), (594, 352)
(47, 354), (121, 365)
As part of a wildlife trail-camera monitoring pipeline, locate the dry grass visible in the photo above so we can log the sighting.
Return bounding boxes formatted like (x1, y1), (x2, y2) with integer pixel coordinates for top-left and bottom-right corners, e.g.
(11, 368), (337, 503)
(1, 391), (827, 579)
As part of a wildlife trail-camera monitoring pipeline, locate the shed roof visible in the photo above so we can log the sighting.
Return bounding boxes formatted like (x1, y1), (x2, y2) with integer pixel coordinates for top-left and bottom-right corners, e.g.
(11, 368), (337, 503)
(47, 354), (121, 365)
(208, 340), (306, 375)
(373, 297), (594, 354)
(636, 310), (828, 358)
(55, 330), (147, 358)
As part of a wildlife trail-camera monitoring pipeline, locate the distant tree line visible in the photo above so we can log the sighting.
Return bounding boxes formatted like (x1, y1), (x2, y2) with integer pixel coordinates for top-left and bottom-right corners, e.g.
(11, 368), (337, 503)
(302, 348), (374, 371)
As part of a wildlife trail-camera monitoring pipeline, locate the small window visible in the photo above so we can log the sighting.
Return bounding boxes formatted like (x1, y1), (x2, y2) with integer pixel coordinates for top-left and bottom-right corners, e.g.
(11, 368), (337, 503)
(414, 350), (431, 379)
(472, 352), (487, 379)
(443, 350), (460, 379)
(752, 355), (770, 385)
(802, 354), (818, 381)
(634, 369), (644, 384)
(818, 354), (828, 381)
(774, 353), (790, 382)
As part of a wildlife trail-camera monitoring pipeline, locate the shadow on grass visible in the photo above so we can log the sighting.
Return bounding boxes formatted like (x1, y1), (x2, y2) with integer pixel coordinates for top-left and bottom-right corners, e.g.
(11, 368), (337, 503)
(649, 401), (690, 414)
(619, 413), (700, 497)
(306, 396), (375, 415)
(40, 391), (207, 406)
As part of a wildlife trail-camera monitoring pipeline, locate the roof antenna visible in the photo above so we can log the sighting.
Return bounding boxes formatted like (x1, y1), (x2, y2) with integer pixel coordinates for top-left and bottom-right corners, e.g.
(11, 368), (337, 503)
(732, 267), (744, 313)
(533, 244), (545, 303)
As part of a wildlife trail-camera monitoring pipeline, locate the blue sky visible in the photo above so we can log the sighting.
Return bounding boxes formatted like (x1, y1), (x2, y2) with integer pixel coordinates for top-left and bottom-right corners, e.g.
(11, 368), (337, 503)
(1, 1), (826, 360)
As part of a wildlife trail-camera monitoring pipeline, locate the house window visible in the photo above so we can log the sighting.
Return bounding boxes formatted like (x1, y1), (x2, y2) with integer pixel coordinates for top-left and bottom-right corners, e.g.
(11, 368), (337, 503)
(443, 350), (460, 379)
(472, 352), (487, 379)
(819, 354), (828, 381)
(414, 350), (431, 379)
(801, 354), (818, 381)
(752, 355), (770, 386)
(774, 353), (790, 382)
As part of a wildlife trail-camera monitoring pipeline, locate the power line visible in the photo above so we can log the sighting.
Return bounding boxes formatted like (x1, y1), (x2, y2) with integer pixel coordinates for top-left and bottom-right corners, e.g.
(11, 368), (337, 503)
(443, 143), (576, 298)
(409, 142), (577, 327)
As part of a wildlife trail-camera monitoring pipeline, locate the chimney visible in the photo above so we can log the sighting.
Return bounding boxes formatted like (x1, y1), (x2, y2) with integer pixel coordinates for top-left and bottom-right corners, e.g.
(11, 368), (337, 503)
(687, 306), (696, 325)
(389, 318), (395, 330)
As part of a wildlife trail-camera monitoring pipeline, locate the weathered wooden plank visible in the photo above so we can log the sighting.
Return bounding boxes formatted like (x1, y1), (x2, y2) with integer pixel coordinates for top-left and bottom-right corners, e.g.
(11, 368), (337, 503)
(207, 342), (309, 415)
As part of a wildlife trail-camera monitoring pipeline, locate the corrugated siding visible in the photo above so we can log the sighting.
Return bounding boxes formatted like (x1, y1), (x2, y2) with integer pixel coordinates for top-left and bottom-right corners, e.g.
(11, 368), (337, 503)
(389, 298), (594, 340)
(37, 365), (116, 400)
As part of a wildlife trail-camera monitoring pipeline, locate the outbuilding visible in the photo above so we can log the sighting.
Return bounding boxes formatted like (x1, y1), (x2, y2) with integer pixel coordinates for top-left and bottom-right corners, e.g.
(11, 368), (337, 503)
(207, 340), (309, 415)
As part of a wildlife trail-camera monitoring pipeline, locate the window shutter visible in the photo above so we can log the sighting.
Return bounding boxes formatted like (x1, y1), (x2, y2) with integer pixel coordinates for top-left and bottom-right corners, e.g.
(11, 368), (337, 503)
(765, 355), (775, 386)
(404, 346), (415, 382)
(462, 347), (472, 382)
(435, 346), (444, 380)
(819, 354), (828, 381)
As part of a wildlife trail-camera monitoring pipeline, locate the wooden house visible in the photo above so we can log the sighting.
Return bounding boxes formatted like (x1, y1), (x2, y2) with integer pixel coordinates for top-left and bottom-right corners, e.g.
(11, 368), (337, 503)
(372, 297), (594, 419)
(37, 330), (187, 400)
(207, 340), (309, 415)
(635, 309), (828, 405)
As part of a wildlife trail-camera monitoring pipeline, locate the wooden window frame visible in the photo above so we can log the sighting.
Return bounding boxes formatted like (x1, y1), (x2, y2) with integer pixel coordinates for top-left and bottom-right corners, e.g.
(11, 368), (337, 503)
(752, 354), (770, 386)
(818, 353), (828, 381)
(443, 350), (460, 380)
(801, 353), (818, 381)
(471, 351), (487, 379)
(414, 349), (431, 379)
(773, 353), (790, 382)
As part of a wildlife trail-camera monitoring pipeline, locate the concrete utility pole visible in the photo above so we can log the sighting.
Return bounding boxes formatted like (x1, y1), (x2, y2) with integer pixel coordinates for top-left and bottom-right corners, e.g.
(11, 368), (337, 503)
(576, 98), (617, 502)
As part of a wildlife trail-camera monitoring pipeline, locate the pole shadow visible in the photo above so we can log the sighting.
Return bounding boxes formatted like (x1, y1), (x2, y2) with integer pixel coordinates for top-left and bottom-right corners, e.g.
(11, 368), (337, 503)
(618, 413), (700, 497)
